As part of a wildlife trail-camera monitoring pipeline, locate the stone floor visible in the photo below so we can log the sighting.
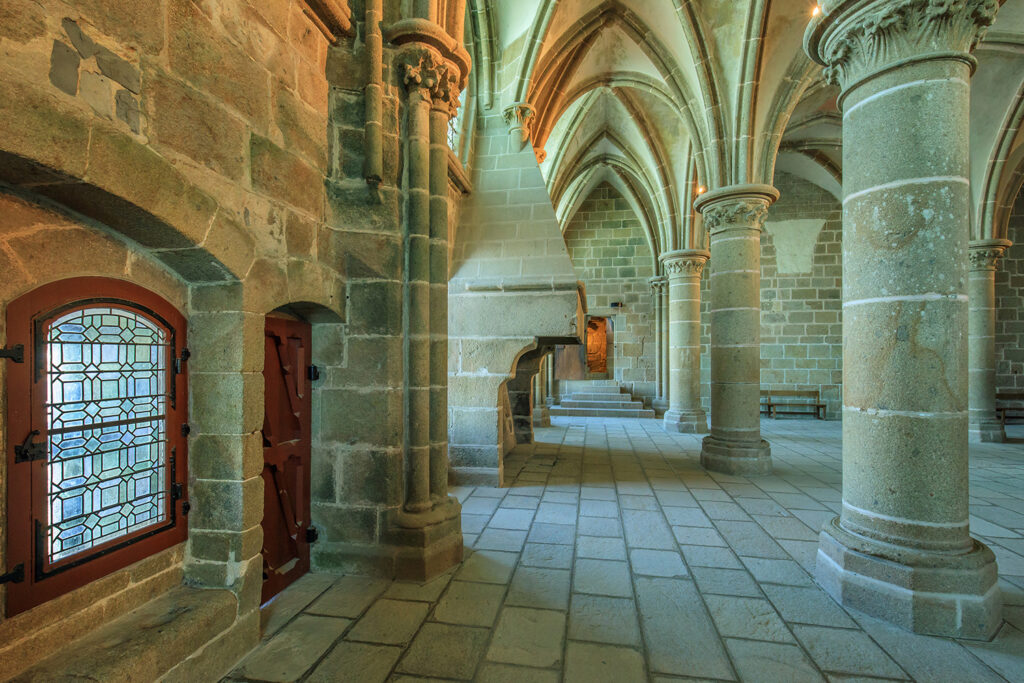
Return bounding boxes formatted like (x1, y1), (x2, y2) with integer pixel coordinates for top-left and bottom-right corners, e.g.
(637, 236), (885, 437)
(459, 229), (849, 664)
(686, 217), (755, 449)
(228, 418), (1024, 682)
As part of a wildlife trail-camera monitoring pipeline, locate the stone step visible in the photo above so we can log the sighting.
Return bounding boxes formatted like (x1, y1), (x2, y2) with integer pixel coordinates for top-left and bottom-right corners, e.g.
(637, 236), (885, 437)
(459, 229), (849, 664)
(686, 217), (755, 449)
(565, 393), (633, 402)
(561, 399), (645, 410)
(550, 407), (657, 418)
(562, 387), (625, 396)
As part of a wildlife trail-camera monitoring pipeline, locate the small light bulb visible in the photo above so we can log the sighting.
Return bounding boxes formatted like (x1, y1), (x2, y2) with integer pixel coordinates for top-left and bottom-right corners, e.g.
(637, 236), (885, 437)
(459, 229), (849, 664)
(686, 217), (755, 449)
(812, 5), (821, 16)
(696, 185), (707, 195)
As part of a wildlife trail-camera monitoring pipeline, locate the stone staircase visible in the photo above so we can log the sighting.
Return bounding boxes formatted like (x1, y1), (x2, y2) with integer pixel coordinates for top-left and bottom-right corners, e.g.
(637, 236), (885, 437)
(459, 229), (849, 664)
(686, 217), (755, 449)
(550, 380), (655, 418)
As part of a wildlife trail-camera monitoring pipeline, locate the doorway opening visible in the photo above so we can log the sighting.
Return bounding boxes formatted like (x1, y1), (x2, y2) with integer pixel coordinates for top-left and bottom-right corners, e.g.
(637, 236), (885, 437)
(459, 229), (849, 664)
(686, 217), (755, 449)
(586, 317), (608, 374)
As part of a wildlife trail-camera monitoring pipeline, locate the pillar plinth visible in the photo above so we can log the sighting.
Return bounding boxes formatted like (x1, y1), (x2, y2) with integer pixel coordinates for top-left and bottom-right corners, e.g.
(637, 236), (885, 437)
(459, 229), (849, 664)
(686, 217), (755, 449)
(650, 276), (669, 415)
(805, 0), (1001, 639)
(969, 239), (1011, 443)
(661, 252), (709, 433)
(695, 185), (777, 474)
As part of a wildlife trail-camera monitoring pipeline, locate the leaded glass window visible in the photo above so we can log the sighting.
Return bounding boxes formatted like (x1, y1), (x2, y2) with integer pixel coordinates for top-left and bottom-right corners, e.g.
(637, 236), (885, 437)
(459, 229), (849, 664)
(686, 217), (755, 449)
(44, 307), (170, 563)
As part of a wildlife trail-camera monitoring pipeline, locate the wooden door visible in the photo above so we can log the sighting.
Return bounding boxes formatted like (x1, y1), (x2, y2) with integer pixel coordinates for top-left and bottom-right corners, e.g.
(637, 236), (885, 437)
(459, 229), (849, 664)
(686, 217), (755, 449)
(260, 316), (312, 604)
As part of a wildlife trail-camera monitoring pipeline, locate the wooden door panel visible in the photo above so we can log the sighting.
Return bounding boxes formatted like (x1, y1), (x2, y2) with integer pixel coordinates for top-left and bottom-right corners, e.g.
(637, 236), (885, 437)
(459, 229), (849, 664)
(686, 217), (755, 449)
(260, 317), (312, 604)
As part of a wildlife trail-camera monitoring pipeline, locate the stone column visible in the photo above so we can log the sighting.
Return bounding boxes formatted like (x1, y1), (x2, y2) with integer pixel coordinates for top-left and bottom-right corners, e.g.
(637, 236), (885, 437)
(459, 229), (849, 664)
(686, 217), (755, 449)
(660, 279), (670, 410)
(695, 186), (777, 473)
(969, 239), (1012, 442)
(545, 351), (555, 406)
(662, 250), (710, 433)
(650, 276), (669, 415)
(533, 356), (551, 426)
(805, 0), (1001, 639)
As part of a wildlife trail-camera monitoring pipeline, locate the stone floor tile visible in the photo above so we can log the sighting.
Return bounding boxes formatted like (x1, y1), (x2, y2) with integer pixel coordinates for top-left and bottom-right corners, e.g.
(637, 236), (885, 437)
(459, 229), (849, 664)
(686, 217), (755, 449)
(714, 520), (790, 559)
(663, 506), (713, 527)
(703, 594), (794, 642)
(472, 487), (509, 498)
(629, 549), (688, 578)
(699, 501), (751, 521)
(768, 492), (829, 511)
(619, 494), (660, 510)
(505, 566), (571, 610)
(346, 599), (429, 645)
(431, 580), (505, 627)
(622, 509), (676, 549)
(778, 539), (822, 571)
(692, 488), (732, 502)
(542, 491), (579, 504)
(741, 556), (814, 587)
(581, 486), (617, 501)
(486, 607), (566, 668)
(455, 550), (518, 584)
(680, 544), (744, 569)
(474, 528), (528, 552)
(724, 638), (824, 683)
(576, 534), (628, 560)
(753, 514), (820, 541)
(534, 502), (577, 524)
(573, 558), (634, 598)
(793, 625), (907, 679)
(462, 514), (490, 534)
(527, 522), (575, 545)
(382, 571), (454, 602)
(577, 516), (623, 537)
(235, 614), (350, 682)
(762, 584), (856, 628)
(462, 497), (501, 515)
(790, 508), (835, 531)
(673, 525), (728, 547)
(654, 490), (699, 507)
(488, 508), (536, 530)
(396, 623), (490, 680)
(961, 621), (1024, 683)
(475, 663), (560, 683)
(634, 576), (734, 680)
(260, 572), (336, 637)
(307, 641), (401, 683)
(499, 494), (540, 510)
(306, 575), (390, 618)
(734, 497), (792, 517)
(579, 499), (619, 518)
(564, 641), (646, 683)
(521, 542), (574, 569)
(567, 593), (642, 646)
(691, 566), (761, 597)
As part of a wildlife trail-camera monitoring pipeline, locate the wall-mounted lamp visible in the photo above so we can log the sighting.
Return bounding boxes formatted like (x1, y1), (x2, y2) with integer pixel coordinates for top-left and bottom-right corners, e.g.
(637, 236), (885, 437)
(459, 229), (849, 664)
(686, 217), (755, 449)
(812, 5), (821, 17)
(696, 185), (707, 195)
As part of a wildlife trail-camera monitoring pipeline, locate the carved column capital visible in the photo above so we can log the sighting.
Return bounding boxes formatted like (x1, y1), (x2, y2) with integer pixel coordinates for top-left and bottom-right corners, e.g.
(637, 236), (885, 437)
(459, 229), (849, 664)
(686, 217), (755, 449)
(400, 49), (449, 100)
(805, 0), (999, 92)
(969, 239), (1012, 271)
(661, 250), (710, 279)
(694, 184), (779, 234)
(649, 275), (668, 293)
(503, 102), (536, 143)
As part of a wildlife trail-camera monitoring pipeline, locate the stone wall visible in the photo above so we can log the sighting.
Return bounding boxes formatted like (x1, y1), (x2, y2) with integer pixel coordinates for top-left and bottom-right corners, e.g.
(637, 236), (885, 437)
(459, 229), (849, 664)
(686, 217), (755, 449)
(700, 172), (843, 419)
(996, 190), (1024, 391)
(563, 183), (657, 403)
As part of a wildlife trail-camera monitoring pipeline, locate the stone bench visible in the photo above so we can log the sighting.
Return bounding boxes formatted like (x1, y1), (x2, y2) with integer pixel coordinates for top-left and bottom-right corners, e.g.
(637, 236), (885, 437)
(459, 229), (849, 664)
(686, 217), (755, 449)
(11, 586), (239, 682)
(996, 390), (1024, 424)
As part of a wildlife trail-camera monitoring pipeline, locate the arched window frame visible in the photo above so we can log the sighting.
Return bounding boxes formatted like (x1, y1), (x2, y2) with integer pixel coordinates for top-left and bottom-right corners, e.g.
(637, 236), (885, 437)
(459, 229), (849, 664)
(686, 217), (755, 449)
(4, 278), (189, 616)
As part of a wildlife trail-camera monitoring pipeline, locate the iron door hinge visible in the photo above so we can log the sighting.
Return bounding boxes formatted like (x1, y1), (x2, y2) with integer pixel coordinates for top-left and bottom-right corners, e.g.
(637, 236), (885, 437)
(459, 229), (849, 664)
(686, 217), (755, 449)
(175, 348), (191, 374)
(181, 423), (191, 437)
(0, 563), (25, 585)
(305, 526), (319, 544)
(171, 482), (191, 515)
(307, 365), (320, 382)
(0, 344), (24, 363)
(14, 430), (45, 463)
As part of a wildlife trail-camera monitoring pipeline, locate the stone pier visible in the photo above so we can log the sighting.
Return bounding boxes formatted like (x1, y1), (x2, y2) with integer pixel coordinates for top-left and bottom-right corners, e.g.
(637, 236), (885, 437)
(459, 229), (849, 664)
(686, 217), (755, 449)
(661, 252), (709, 433)
(969, 239), (1012, 442)
(805, 0), (1001, 639)
(697, 186), (777, 474)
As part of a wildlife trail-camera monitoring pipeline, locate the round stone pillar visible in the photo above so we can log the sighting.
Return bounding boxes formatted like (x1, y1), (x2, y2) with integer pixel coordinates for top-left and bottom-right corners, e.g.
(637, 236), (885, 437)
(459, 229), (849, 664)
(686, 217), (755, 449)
(806, 0), (1001, 639)
(695, 186), (777, 473)
(661, 250), (710, 433)
(969, 239), (1011, 442)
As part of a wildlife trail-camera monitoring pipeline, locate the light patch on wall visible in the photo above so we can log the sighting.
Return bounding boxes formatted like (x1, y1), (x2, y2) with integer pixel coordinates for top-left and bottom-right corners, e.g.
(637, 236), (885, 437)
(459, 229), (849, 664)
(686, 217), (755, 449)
(764, 219), (826, 274)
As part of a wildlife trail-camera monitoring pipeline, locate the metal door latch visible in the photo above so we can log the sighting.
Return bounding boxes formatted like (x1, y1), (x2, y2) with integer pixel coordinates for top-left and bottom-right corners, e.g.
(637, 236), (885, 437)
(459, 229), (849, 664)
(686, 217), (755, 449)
(14, 430), (45, 463)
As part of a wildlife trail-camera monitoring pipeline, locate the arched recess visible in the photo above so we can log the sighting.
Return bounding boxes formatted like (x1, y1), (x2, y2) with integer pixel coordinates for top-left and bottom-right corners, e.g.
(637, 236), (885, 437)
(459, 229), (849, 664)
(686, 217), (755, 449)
(978, 82), (1024, 241)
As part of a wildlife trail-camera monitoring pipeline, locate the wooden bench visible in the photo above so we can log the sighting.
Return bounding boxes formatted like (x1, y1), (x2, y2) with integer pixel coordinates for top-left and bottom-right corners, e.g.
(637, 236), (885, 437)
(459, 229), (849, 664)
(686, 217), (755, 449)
(996, 391), (1024, 424)
(763, 389), (826, 420)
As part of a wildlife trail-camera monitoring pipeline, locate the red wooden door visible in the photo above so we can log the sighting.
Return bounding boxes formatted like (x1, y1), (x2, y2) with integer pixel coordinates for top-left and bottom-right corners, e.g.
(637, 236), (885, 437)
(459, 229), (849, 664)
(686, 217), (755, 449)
(260, 316), (312, 604)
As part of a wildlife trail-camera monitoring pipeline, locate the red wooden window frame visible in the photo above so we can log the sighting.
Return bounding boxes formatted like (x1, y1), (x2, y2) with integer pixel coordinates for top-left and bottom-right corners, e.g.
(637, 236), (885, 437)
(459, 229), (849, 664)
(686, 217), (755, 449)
(4, 278), (189, 616)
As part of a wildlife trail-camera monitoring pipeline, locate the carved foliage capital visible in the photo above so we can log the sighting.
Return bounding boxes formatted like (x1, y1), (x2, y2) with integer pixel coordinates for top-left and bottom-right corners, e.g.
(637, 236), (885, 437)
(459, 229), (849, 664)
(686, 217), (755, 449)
(401, 49), (459, 115)
(649, 276), (668, 293)
(812, 0), (999, 88)
(701, 198), (771, 233)
(503, 102), (536, 142)
(662, 253), (709, 279)
(969, 240), (1011, 271)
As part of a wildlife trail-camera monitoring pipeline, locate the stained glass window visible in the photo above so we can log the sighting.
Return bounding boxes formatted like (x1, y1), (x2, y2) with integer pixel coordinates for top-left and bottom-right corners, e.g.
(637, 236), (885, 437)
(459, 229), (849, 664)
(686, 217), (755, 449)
(44, 306), (170, 564)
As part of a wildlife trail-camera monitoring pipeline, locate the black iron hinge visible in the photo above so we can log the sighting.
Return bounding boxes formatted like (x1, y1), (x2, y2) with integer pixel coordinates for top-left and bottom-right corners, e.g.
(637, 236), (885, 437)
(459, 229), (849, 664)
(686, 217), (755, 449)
(0, 344), (24, 363)
(181, 423), (191, 437)
(307, 365), (321, 382)
(14, 430), (45, 463)
(175, 347), (191, 374)
(305, 526), (319, 544)
(0, 563), (25, 585)
(171, 482), (191, 515)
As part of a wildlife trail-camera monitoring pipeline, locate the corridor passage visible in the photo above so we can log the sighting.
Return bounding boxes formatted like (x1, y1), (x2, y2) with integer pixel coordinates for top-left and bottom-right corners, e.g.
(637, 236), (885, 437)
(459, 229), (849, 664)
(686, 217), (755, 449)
(229, 419), (1024, 682)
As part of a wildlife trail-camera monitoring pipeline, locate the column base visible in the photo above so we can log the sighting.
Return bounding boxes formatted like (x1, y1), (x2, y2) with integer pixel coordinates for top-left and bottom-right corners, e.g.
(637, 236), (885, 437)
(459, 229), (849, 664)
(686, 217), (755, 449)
(968, 418), (1006, 443)
(652, 398), (669, 417)
(700, 435), (771, 475)
(816, 517), (1001, 640)
(664, 409), (709, 433)
(533, 406), (551, 427)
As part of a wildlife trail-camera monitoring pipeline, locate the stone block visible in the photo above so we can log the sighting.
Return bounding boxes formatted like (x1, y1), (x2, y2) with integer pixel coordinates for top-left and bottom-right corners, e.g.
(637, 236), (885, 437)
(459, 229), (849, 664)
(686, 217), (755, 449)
(115, 89), (141, 133)
(250, 134), (324, 216)
(319, 387), (403, 446)
(70, 0), (165, 52)
(49, 40), (80, 96)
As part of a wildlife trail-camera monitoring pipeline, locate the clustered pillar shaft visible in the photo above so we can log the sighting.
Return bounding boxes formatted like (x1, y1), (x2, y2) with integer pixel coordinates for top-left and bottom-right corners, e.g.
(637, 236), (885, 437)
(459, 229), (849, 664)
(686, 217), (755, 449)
(660, 252), (708, 432)
(649, 276), (669, 415)
(968, 239), (1012, 443)
(660, 279), (669, 410)
(696, 185), (777, 474)
(805, 0), (1001, 639)
(428, 88), (451, 502)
